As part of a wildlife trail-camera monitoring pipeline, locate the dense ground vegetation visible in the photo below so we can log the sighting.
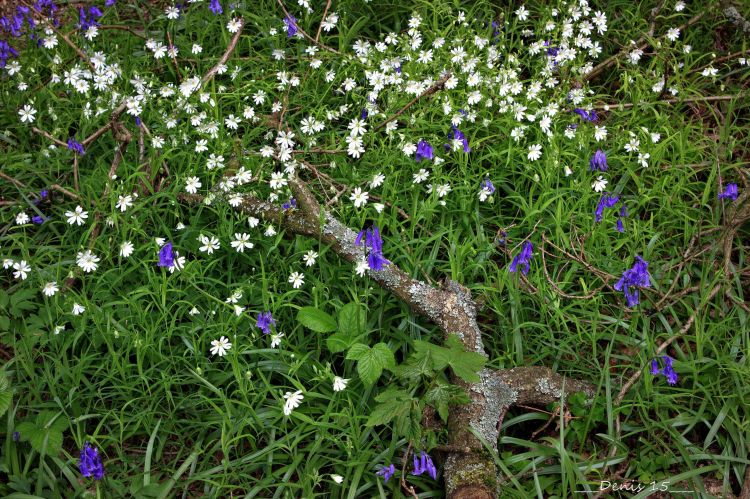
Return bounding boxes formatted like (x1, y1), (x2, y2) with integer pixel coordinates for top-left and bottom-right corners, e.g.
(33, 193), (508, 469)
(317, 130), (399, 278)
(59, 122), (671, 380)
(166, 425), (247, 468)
(1, 0), (749, 497)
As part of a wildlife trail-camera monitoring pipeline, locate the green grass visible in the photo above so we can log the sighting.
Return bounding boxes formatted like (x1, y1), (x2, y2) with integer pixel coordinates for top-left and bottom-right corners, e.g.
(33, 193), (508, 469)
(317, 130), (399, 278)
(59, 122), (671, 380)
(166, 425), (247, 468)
(1, 0), (749, 497)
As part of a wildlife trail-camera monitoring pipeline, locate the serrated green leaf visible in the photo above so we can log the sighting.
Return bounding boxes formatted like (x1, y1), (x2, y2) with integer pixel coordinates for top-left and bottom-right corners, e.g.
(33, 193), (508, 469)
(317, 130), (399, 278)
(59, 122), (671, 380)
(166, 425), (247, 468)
(356, 350), (383, 386)
(337, 302), (365, 335)
(326, 332), (357, 353)
(347, 343), (394, 385)
(296, 307), (337, 333)
(443, 334), (486, 383)
(0, 373), (11, 418)
(371, 343), (395, 369)
(345, 343), (370, 361)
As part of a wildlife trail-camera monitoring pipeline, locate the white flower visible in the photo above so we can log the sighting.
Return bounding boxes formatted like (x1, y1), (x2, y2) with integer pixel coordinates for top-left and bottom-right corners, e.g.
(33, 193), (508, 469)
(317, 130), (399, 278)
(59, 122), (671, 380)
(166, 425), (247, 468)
(594, 126), (608, 142)
(331, 474), (344, 484)
(210, 336), (232, 356)
(53, 325), (65, 335)
(120, 241), (134, 258)
(227, 18), (242, 33)
(288, 271), (305, 289)
(248, 217), (260, 228)
(169, 252), (186, 273)
(332, 376), (349, 392)
(116, 194), (133, 212)
(264, 225), (277, 237)
(269, 171), (287, 190)
(402, 142), (417, 157)
(231, 233), (254, 252)
(638, 152), (650, 168)
(206, 153), (225, 170)
(515, 5), (529, 21)
(624, 137), (640, 153)
(18, 105), (36, 123)
(302, 250), (318, 267)
(282, 390), (304, 416)
(189, 307), (200, 315)
(72, 303), (86, 315)
(650, 132), (661, 143)
(2, 259), (14, 269)
(370, 173), (385, 188)
(66, 205), (89, 226)
(675, 1), (685, 11)
(592, 176), (608, 192)
(350, 187), (369, 208)
(42, 282), (59, 297)
(76, 250), (100, 273)
(413, 168), (429, 184)
(165, 5), (180, 19)
(15, 212), (30, 225)
(564, 165), (573, 176)
(354, 257), (369, 277)
(198, 235), (221, 254)
(185, 176), (202, 194)
(701, 67), (718, 77)
(527, 144), (542, 161)
(270, 332), (284, 348)
(666, 28), (680, 42)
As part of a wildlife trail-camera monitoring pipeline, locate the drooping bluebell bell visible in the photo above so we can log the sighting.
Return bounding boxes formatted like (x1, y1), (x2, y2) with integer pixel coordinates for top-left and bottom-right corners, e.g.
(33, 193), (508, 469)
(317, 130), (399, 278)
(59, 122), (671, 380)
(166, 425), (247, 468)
(614, 256), (651, 307)
(360, 108), (368, 120)
(158, 242), (174, 267)
(256, 311), (276, 335)
(415, 139), (434, 162)
(67, 137), (85, 155)
(650, 355), (678, 385)
(32, 215), (47, 224)
(481, 178), (495, 195)
(616, 204), (628, 233)
(589, 149), (608, 172)
(78, 6), (102, 30)
(105, 0), (116, 6)
(573, 108), (597, 122)
(509, 241), (534, 276)
(717, 183), (738, 201)
(79, 442), (105, 480)
(12, 431), (20, 442)
(282, 198), (296, 210)
(355, 225), (389, 271)
(376, 463), (395, 483)
(283, 14), (298, 38)
(412, 450), (437, 480)
(208, 0), (222, 14)
(594, 193), (619, 223)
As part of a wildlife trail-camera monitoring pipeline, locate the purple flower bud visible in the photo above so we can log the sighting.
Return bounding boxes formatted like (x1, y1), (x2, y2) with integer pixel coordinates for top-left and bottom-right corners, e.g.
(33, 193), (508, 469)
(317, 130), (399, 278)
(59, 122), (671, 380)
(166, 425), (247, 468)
(284, 14), (297, 38)
(412, 450), (437, 480)
(614, 256), (651, 307)
(158, 242), (174, 267)
(509, 240), (533, 276)
(208, 0), (222, 14)
(256, 311), (276, 335)
(376, 463), (395, 483)
(415, 139), (434, 162)
(79, 442), (105, 480)
(589, 149), (608, 172)
(717, 183), (738, 201)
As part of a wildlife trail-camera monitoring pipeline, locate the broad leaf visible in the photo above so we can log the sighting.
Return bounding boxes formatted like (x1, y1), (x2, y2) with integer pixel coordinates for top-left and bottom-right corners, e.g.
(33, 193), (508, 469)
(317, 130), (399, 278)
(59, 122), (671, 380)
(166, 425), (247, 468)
(296, 307), (337, 333)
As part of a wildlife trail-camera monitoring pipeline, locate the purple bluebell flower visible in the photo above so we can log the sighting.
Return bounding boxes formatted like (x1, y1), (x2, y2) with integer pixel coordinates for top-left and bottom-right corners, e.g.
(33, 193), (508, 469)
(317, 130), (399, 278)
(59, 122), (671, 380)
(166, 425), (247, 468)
(256, 311), (276, 335)
(717, 183), (738, 201)
(283, 14), (297, 38)
(415, 139), (434, 162)
(12, 431), (20, 442)
(67, 137), (85, 155)
(594, 194), (619, 223)
(105, 0), (115, 6)
(650, 355), (678, 385)
(589, 149), (608, 172)
(32, 215), (47, 224)
(614, 255), (651, 307)
(412, 450), (437, 480)
(360, 108), (368, 120)
(355, 225), (389, 271)
(616, 204), (628, 233)
(79, 442), (105, 480)
(282, 198), (297, 210)
(481, 178), (495, 195)
(158, 242), (174, 267)
(573, 108), (597, 122)
(135, 116), (142, 127)
(208, 0), (222, 14)
(509, 240), (534, 276)
(376, 463), (395, 483)
(78, 6), (102, 30)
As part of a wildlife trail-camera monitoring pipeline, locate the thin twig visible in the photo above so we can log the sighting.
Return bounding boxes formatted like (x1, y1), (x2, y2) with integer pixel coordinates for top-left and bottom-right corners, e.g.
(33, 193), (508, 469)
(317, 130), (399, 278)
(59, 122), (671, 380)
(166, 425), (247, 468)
(166, 32), (182, 83)
(0, 172), (26, 188)
(374, 72), (452, 132)
(201, 19), (244, 85)
(73, 154), (80, 192)
(315, 0), (332, 43)
(31, 127), (68, 148)
(400, 442), (419, 499)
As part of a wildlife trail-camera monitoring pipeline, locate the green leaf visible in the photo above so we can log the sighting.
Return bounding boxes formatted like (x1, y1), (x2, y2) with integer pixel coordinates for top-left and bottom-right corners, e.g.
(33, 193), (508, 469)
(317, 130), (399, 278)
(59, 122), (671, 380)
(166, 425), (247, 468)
(326, 332), (358, 353)
(15, 412), (66, 455)
(346, 342), (394, 385)
(296, 307), (337, 333)
(337, 302), (365, 335)
(443, 334), (486, 383)
(425, 381), (469, 422)
(0, 372), (11, 418)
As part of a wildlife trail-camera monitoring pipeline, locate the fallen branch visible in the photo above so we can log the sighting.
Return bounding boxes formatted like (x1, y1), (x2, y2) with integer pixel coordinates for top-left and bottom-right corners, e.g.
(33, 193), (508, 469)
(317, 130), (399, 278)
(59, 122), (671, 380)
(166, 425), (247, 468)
(201, 20), (245, 85)
(179, 176), (594, 498)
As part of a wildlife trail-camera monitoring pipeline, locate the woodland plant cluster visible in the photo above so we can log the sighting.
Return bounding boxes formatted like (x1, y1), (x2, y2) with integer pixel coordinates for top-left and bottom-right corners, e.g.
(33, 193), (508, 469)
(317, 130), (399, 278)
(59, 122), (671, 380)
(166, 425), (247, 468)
(0, 0), (749, 497)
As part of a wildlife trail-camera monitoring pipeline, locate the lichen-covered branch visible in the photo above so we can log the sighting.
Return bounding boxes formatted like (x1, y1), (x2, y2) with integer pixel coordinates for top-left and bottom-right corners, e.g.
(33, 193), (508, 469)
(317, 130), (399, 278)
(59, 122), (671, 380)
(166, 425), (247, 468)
(178, 177), (593, 498)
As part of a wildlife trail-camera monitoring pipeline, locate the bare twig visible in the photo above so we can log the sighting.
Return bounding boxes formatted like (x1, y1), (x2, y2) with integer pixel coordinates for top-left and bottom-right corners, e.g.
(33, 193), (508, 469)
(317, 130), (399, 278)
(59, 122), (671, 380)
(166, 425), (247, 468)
(31, 127), (68, 148)
(400, 442), (419, 499)
(315, 0), (332, 43)
(374, 72), (452, 132)
(201, 19), (245, 85)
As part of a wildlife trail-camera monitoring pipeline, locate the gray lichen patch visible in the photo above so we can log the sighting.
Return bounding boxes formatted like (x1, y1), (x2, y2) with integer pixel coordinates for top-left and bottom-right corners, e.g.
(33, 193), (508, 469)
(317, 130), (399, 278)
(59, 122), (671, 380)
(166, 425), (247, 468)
(443, 453), (498, 497)
(470, 369), (517, 451)
(321, 213), (359, 260)
(536, 377), (563, 399)
(408, 281), (443, 323)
